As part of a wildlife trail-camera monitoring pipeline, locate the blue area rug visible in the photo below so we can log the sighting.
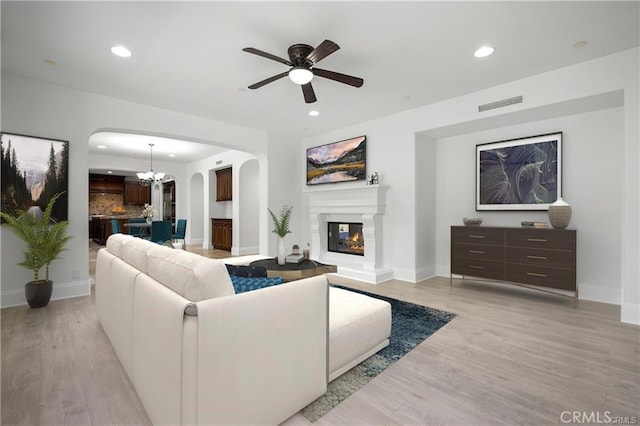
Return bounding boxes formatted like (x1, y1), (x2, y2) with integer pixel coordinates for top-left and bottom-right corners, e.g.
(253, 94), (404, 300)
(301, 285), (456, 422)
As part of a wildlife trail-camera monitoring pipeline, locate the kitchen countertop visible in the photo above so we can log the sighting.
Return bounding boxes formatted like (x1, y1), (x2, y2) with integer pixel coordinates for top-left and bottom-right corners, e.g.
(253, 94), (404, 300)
(90, 215), (144, 220)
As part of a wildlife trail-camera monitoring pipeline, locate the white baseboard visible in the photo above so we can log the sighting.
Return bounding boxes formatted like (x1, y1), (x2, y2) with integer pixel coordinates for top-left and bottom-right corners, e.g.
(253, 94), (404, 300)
(1, 280), (90, 308)
(336, 266), (394, 284)
(621, 303), (640, 325)
(578, 282), (621, 305)
(236, 245), (259, 256)
(393, 267), (436, 283)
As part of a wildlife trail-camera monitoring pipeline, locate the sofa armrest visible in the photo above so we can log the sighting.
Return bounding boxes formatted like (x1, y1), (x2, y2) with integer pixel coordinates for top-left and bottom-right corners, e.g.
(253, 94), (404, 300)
(195, 275), (329, 425)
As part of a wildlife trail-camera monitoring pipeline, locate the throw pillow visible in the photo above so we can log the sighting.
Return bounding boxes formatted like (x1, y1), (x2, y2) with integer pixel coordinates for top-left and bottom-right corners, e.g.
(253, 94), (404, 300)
(229, 275), (284, 294)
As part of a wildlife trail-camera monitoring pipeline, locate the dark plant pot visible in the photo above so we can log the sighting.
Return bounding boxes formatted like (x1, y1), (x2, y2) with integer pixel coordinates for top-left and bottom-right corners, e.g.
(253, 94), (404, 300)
(25, 280), (53, 308)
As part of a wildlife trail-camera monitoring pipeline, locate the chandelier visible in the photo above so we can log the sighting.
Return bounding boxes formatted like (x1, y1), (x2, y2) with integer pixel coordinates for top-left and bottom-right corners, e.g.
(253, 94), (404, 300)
(137, 143), (165, 186)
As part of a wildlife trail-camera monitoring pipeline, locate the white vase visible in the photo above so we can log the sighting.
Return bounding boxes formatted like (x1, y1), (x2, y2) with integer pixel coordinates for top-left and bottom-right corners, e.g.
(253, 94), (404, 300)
(277, 237), (286, 265)
(548, 197), (572, 229)
(146, 216), (152, 224)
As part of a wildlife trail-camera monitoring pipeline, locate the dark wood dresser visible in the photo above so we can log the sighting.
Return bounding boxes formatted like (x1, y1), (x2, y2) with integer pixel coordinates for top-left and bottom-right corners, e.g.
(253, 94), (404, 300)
(450, 226), (577, 303)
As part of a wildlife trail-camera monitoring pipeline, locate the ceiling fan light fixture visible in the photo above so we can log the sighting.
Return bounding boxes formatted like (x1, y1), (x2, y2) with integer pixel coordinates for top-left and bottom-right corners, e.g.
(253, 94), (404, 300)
(289, 67), (313, 85)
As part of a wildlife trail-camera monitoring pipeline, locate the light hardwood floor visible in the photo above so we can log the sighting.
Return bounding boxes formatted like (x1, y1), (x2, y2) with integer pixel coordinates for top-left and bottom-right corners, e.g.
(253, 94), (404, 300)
(2, 243), (639, 425)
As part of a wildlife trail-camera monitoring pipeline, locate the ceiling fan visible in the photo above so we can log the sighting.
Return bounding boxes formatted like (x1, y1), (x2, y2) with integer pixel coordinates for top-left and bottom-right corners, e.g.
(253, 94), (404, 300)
(242, 39), (364, 103)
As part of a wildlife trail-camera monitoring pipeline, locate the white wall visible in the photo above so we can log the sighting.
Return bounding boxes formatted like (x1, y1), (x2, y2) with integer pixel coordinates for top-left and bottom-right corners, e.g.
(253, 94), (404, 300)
(415, 134), (437, 281)
(266, 133), (303, 257)
(0, 72), (273, 307)
(433, 107), (624, 303)
(186, 150), (260, 253)
(238, 159), (260, 254)
(301, 48), (639, 323)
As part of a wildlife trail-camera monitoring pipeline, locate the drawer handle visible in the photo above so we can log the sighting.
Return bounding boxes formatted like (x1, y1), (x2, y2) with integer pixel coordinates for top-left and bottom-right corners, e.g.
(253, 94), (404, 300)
(526, 255), (547, 260)
(526, 272), (547, 278)
(527, 238), (547, 242)
(469, 265), (485, 270)
(469, 250), (485, 254)
(468, 235), (485, 239)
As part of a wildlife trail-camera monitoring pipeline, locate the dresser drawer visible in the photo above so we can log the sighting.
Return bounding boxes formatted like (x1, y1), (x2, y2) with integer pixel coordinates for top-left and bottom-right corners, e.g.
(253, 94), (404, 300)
(451, 260), (504, 281)
(506, 264), (575, 291)
(452, 244), (505, 262)
(506, 229), (575, 250)
(506, 247), (574, 268)
(452, 226), (504, 246)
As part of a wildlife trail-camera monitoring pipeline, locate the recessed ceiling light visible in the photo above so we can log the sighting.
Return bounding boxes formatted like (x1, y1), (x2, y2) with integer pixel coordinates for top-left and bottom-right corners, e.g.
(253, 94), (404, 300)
(474, 46), (494, 58)
(309, 110), (320, 117)
(169, 154), (176, 158)
(111, 45), (132, 58)
(97, 145), (107, 149)
(573, 41), (587, 49)
(107, 171), (113, 174)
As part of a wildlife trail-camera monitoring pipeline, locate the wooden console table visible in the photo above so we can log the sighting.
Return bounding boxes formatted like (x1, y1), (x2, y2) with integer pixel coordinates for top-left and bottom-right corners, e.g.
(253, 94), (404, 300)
(450, 226), (577, 304)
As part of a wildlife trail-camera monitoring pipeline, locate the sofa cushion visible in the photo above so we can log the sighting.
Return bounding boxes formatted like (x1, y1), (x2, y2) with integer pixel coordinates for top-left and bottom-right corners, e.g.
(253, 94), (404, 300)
(229, 275), (284, 294)
(106, 233), (134, 257)
(225, 264), (267, 278)
(121, 236), (162, 274)
(147, 248), (235, 302)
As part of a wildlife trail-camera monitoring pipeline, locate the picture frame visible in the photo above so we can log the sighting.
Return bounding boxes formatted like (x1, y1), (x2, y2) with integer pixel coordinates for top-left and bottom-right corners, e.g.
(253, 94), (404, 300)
(1, 132), (69, 222)
(306, 135), (366, 185)
(476, 132), (562, 211)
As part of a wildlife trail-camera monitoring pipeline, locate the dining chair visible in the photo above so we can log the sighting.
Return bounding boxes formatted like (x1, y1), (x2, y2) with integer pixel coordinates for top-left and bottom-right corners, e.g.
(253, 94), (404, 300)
(171, 219), (187, 250)
(111, 219), (121, 234)
(128, 217), (146, 237)
(149, 220), (173, 245)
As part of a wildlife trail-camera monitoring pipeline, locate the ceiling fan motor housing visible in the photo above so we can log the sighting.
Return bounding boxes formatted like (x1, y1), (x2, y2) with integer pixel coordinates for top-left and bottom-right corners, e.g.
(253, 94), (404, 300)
(288, 44), (314, 67)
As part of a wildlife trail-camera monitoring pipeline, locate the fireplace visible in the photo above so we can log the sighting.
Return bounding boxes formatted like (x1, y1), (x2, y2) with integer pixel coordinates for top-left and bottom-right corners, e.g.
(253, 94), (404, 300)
(328, 222), (364, 256)
(306, 184), (392, 283)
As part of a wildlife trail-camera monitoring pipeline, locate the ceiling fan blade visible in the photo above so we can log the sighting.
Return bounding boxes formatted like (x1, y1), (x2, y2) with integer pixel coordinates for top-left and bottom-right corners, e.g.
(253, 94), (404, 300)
(306, 40), (340, 64)
(312, 68), (364, 88)
(242, 47), (293, 66)
(302, 83), (317, 103)
(248, 71), (289, 89)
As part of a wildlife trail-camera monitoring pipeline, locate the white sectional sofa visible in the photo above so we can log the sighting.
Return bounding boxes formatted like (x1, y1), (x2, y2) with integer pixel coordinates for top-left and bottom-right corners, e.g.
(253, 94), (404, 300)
(96, 234), (391, 425)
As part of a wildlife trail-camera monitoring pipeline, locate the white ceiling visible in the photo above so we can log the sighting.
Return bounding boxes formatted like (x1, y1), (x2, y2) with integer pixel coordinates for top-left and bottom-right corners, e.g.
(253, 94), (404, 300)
(2, 1), (639, 154)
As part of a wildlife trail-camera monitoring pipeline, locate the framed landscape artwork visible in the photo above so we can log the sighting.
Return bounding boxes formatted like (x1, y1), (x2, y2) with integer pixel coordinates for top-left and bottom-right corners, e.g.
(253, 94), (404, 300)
(476, 132), (562, 211)
(1, 132), (69, 222)
(306, 135), (366, 185)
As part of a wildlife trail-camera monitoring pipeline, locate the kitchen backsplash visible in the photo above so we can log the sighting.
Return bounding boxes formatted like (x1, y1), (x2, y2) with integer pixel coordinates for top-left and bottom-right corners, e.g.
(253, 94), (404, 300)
(89, 194), (145, 216)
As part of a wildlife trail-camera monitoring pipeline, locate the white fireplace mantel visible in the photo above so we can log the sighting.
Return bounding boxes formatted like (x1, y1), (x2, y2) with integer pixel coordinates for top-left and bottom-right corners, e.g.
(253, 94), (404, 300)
(305, 185), (392, 283)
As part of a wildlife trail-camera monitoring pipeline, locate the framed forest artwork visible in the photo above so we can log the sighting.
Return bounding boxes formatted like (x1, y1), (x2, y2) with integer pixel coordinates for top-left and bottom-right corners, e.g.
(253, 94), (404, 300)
(476, 132), (562, 211)
(1, 132), (69, 222)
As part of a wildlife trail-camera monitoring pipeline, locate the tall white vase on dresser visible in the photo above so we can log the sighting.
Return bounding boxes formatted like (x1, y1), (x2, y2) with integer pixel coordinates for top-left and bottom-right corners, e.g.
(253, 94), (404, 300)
(548, 197), (572, 229)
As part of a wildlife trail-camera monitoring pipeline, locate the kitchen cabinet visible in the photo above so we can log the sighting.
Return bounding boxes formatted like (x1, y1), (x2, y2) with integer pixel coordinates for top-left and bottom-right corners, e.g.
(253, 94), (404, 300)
(124, 181), (151, 205)
(89, 174), (124, 194)
(91, 217), (130, 245)
(211, 218), (232, 251)
(216, 168), (232, 201)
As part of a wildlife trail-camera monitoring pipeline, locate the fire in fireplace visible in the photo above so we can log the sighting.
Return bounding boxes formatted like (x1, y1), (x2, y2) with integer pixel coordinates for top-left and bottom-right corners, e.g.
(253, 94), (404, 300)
(328, 222), (364, 256)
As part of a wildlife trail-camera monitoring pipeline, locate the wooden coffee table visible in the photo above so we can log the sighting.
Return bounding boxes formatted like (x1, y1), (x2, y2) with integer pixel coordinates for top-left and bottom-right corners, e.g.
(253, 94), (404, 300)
(250, 258), (337, 281)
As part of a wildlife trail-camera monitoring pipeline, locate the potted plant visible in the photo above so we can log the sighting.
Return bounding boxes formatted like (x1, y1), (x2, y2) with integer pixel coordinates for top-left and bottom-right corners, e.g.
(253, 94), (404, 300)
(0, 192), (71, 308)
(268, 205), (292, 265)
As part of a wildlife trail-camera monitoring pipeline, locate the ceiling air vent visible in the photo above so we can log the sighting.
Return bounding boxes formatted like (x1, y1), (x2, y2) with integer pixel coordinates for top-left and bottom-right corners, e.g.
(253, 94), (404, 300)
(216, 160), (223, 165)
(478, 95), (523, 112)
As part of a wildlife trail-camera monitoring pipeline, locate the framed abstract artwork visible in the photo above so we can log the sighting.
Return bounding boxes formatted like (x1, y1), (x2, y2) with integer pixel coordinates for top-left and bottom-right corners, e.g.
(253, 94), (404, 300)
(476, 132), (562, 211)
(1, 132), (69, 222)
(306, 135), (366, 185)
